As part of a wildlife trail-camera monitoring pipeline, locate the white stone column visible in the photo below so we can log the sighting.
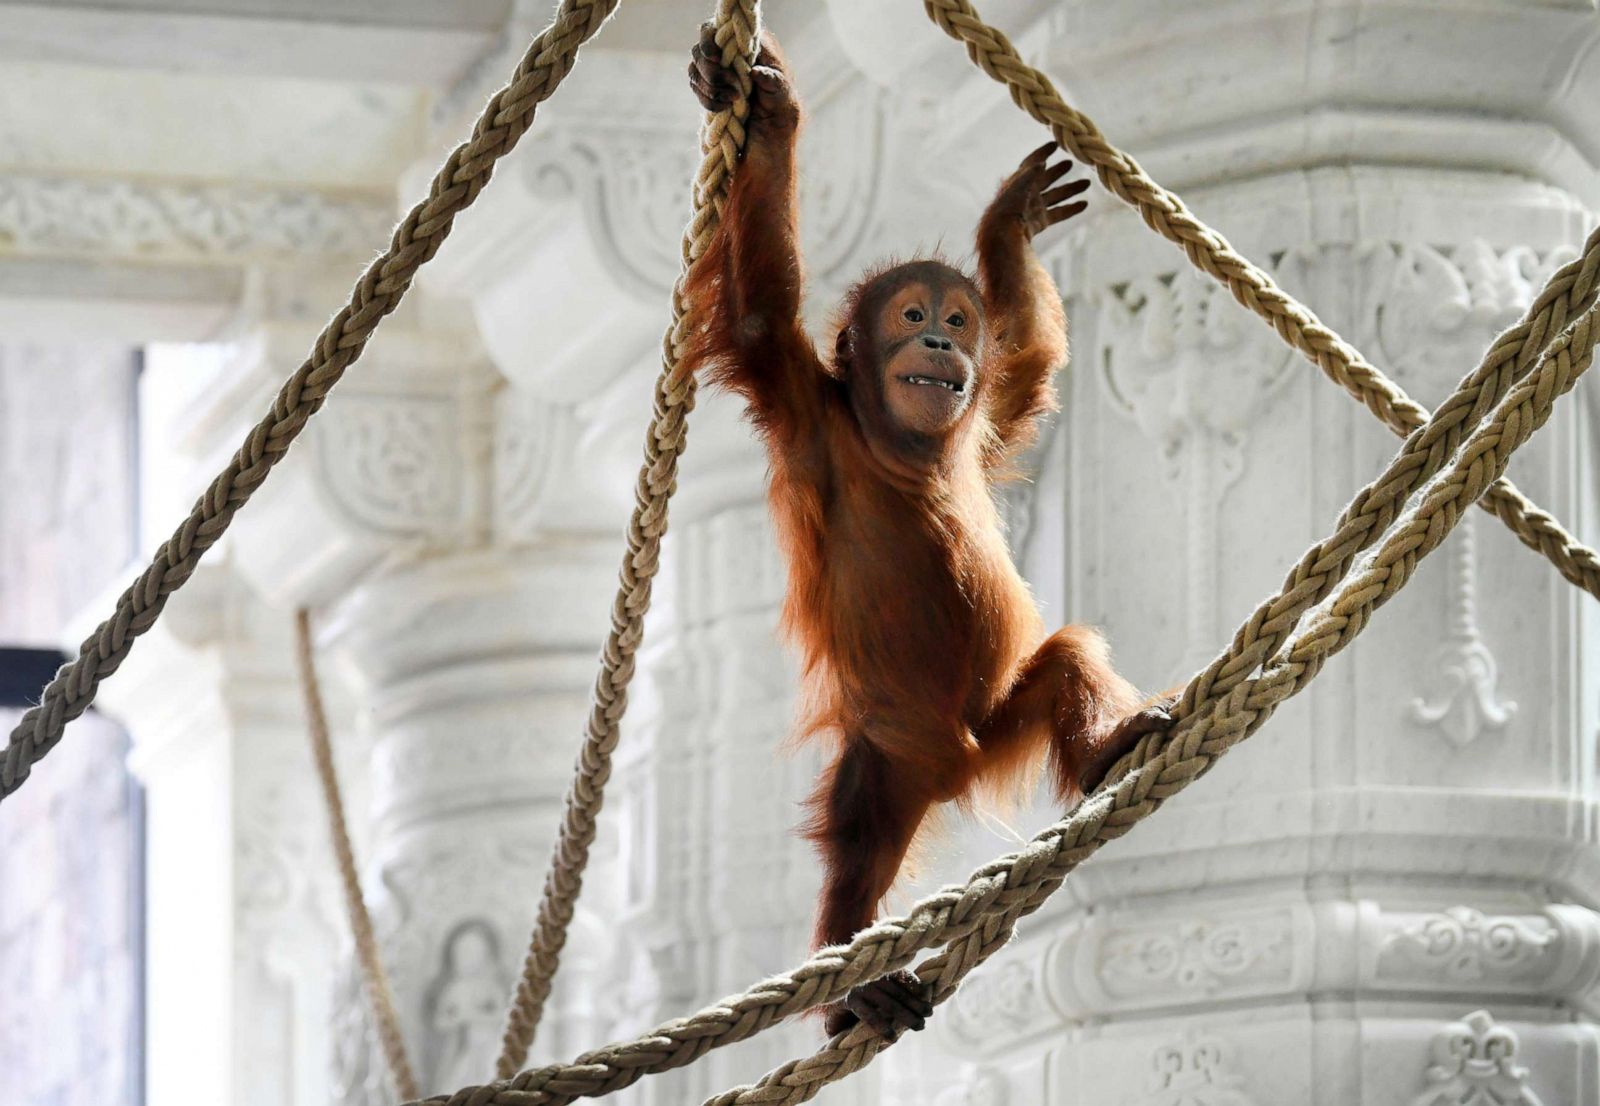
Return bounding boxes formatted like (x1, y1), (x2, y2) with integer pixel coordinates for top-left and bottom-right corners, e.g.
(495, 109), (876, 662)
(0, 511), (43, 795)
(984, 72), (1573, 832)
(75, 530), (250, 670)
(211, 280), (629, 1100)
(313, 542), (618, 1102)
(84, 563), (342, 1106)
(830, 4), (1600, 1105)
(416, 19), (990, 1101)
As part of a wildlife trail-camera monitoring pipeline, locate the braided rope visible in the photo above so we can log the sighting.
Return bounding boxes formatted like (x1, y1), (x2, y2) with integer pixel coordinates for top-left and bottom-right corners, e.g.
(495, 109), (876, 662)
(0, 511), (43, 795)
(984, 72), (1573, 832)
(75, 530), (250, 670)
(1170, 226), (1600, 725)
(697, 294), (1600, 1106)
(407, 218), (1600, 1106)
(294, 610), (419, 1102)
(402, 303), (1598, 1106)
(492, 0), (762, 1078)
(923, 0), (1600, 602)
(0, 0), (621, 803)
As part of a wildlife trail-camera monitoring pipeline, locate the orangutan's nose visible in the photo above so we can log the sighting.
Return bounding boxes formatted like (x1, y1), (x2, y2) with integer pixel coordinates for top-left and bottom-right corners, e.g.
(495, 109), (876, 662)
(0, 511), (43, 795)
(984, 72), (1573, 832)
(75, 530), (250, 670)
(921, 335), (953, 352)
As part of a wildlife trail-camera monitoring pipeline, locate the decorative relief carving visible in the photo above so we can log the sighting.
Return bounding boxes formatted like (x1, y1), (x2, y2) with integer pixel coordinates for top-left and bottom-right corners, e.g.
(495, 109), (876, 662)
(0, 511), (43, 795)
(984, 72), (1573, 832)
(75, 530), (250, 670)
(493, 390), (577, 545)
(332, 830), (556, 1101)
(799, 83), (888, 286)
(1133, 1034), (1258, 1106)
(515, 87), (887, 303)
(1357, 240), (1550, 745)
(945, 960), (1042, 1048)
(1098, 914), (1294, 1000)
(1095, 268), (1300, 446)
(702, 503), (787, 620)
(529, 136), (702, 303)
(332, 958), (387, 1106)
(1380, 907), (1556, 985)
(315, 394), (464, 540)
(934, 1066), (1008, 1106)
(1094, 266), (1298, 667)
(1408, 517), (1517, 747)
(0, 172), (390, 261)
(1411, 1010), (1544, 1106)
(1365, 240), (1577, 396)
(419, 918), (513, 1095)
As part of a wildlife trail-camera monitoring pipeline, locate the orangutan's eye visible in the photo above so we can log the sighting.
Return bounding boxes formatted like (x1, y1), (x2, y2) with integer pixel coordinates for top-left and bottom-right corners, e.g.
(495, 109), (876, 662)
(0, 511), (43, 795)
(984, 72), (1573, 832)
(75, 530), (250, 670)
(947, 312), (966, 328)
(903, 307), (925, 324)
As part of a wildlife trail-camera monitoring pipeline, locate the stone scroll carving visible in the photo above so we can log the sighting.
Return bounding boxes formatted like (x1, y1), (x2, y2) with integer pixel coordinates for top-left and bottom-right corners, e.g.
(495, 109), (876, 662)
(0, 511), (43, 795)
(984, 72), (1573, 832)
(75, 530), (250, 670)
(1133, 1034), (1259, 1106)
(1408, 518), (1518, 747)
(315, 394), (466, 540)
(1378, 907), (1558, 986)
(1095, 264), (1299, 666)
(0, 172), (389, 261)
(1098, 914), (1295, 1001)
(517, 85), (888, 304)
(1411, 1010), (1545, 1106)
(944, 960), (1043, 1050)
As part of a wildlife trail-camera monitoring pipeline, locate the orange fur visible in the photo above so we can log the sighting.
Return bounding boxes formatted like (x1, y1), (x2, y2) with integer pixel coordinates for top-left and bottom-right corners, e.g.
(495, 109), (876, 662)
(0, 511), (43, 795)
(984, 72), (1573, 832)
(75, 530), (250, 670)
(683, 32), (1142, 956)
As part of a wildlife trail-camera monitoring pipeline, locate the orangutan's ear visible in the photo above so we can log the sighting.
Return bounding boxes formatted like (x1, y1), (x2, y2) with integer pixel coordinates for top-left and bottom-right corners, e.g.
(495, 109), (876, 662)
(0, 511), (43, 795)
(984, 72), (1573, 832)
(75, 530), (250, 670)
(829, 327), (851, 379)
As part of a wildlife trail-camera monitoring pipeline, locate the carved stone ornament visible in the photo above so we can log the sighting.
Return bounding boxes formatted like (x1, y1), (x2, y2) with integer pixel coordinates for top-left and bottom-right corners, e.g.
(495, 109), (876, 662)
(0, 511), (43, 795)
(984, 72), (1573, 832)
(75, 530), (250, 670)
(1408, 518), (1517, 747)
(314, 393), (465, 540)
(934, 1066), (1008, 1106)
(1134, 1034), (1259, 1106)
(418, 918), (514, 1095)
(493, 390), (577, 545)
(0, 171), (390, 261)
(516, 84), (887, 303)
(1381, 907), (1557, 984)
(1366, 240), (1578, 393)
(945, 960), (1041, 1048)
(1099, 914), (1294, 1000)
(1095, 267), (1299, 447)
(1411, 1010), (1545, 1106)
(1094, 265), (1298, 665)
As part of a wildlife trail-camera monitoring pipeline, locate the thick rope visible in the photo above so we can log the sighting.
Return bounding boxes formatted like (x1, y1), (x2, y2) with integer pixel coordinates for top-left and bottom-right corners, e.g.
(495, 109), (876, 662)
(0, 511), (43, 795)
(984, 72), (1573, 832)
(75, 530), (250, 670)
(922, 0), (1600, 602)
(1168, 226), (1600, 725)
(406, 206), (1600, 1106)
(695, 297), (1600, 1106)
(492, 0), (762, 1078)
(294, 610), (420, 1102)
(0, 0), (621, 804)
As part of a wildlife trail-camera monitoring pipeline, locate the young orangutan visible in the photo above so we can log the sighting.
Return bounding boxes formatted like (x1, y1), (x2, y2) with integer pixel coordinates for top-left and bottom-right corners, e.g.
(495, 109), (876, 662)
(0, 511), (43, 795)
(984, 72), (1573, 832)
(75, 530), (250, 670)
(685, 27), (1167, 1039)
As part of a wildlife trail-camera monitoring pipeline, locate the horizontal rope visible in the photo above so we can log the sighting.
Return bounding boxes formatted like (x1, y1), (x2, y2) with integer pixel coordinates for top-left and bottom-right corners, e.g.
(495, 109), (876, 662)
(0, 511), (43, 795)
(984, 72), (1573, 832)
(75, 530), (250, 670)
(0, 0), (621, 803)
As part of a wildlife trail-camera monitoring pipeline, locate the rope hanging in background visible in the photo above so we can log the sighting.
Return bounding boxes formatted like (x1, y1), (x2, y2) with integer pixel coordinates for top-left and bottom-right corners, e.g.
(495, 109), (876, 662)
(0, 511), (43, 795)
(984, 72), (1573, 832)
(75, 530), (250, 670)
(0, 0), (1593, 1102)
(399, 1), (1600, 1102)
(294, 610), (420, 1102)
(492, 0), (764, 1078)
(0, 0), (622, 804)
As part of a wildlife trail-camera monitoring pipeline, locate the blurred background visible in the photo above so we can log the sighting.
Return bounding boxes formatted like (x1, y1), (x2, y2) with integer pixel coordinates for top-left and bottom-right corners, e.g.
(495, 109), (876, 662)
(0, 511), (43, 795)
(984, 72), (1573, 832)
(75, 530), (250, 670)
(2, 1), (1599, 1104)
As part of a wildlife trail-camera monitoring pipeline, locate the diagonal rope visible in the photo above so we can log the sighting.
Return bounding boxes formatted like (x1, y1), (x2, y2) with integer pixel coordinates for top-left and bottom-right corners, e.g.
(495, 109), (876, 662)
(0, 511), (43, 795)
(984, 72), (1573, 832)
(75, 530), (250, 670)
(0, 0), (622, 804)
(404, 297), (1600, 1106)
(1167, 226), (1599, 724)
(294, 610), (420, 1102)
(922, 0), (1600, 603)
(691, 293), (1600, 1106)
(392, 6), (1600, 1102)
(492, 0), (763, 1078)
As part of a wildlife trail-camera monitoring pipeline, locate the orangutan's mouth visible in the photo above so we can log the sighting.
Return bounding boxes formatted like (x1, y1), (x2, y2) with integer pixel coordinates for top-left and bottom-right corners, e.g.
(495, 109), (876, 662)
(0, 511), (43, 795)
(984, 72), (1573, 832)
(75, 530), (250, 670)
(900, 374), (965, 395)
